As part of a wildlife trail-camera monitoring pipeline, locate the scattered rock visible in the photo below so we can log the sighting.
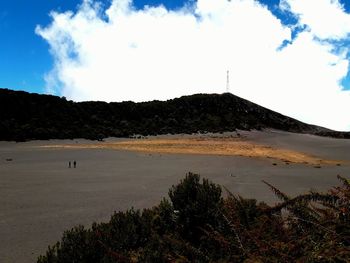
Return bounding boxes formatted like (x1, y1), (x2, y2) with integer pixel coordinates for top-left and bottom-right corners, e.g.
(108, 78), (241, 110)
(5, 158), (13, 162)
(314, 165), (321, 168)
(272, 163), (277, 166)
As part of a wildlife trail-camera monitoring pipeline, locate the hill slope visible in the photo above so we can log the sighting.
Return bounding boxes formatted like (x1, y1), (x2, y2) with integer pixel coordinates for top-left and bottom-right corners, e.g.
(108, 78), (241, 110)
(0, 88), (348, 141)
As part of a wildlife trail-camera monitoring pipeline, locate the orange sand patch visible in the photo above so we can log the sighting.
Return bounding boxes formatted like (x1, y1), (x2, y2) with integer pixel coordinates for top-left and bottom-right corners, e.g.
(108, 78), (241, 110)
(41, 137), (343, 166)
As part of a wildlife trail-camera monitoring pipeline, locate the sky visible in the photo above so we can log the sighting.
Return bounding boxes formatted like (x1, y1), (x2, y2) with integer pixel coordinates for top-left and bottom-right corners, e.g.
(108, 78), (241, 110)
(1, 0), (350, 131)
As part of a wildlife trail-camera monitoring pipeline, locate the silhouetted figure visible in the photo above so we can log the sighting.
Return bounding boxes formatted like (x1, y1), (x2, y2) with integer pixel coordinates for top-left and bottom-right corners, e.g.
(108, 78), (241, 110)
(73, 160), (76, 168)
(69, 161), (71, 168)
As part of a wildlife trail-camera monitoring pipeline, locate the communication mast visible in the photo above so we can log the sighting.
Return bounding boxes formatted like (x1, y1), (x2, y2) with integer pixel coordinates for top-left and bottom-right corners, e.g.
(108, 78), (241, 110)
(226, 70), (230, 93)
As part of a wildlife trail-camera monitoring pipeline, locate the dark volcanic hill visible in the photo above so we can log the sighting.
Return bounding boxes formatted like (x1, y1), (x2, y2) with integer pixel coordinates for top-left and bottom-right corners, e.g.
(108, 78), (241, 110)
(0, 88), (348, 141)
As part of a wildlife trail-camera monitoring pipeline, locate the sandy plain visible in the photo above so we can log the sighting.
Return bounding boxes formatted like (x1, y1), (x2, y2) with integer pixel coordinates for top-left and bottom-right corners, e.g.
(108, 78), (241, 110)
(0, 129), (349, 262)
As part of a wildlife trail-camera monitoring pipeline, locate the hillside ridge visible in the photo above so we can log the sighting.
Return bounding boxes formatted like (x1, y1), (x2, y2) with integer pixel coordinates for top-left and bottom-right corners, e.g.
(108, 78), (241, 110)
(0, 88), (348, 141)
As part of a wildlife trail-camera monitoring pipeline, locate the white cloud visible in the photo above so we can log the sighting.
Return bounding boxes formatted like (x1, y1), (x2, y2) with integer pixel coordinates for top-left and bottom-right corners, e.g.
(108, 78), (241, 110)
(36, 0), (350, 131)
(282, 0), (350, 39)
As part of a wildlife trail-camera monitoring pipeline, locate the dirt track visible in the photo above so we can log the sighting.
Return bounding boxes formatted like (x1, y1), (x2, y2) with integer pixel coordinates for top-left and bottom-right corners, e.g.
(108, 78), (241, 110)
(1, 130), (349, 262)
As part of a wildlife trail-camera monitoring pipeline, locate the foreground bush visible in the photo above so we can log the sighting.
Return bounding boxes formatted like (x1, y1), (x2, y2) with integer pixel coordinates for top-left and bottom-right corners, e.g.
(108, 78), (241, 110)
(38, 173), (350, 262)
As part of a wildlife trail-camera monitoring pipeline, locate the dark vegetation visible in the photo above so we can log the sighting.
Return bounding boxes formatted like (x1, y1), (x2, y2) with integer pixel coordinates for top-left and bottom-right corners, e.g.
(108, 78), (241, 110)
(1, 88), (348, 141)
(38, 173), (350, 262)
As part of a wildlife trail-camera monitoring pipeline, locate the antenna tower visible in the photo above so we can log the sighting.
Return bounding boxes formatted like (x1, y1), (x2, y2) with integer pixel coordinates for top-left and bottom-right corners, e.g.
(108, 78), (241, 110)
(226, 70), (230, 93)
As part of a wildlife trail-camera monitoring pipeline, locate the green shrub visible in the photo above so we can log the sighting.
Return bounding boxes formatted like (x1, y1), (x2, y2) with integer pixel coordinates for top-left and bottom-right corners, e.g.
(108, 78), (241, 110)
(37, 173), (350, 263)
(169, 172), (223, 243)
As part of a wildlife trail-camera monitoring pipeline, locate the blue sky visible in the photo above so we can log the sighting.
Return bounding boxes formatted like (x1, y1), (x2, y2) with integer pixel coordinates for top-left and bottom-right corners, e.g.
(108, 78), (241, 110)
(0, 1), (77, 93)
(1, 0), (350, 130)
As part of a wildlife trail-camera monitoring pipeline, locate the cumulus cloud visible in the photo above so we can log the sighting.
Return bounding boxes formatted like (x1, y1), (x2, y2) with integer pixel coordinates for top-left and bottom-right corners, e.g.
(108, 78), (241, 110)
(36, 0), (350, 131)
(282, 0), (350, 39)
